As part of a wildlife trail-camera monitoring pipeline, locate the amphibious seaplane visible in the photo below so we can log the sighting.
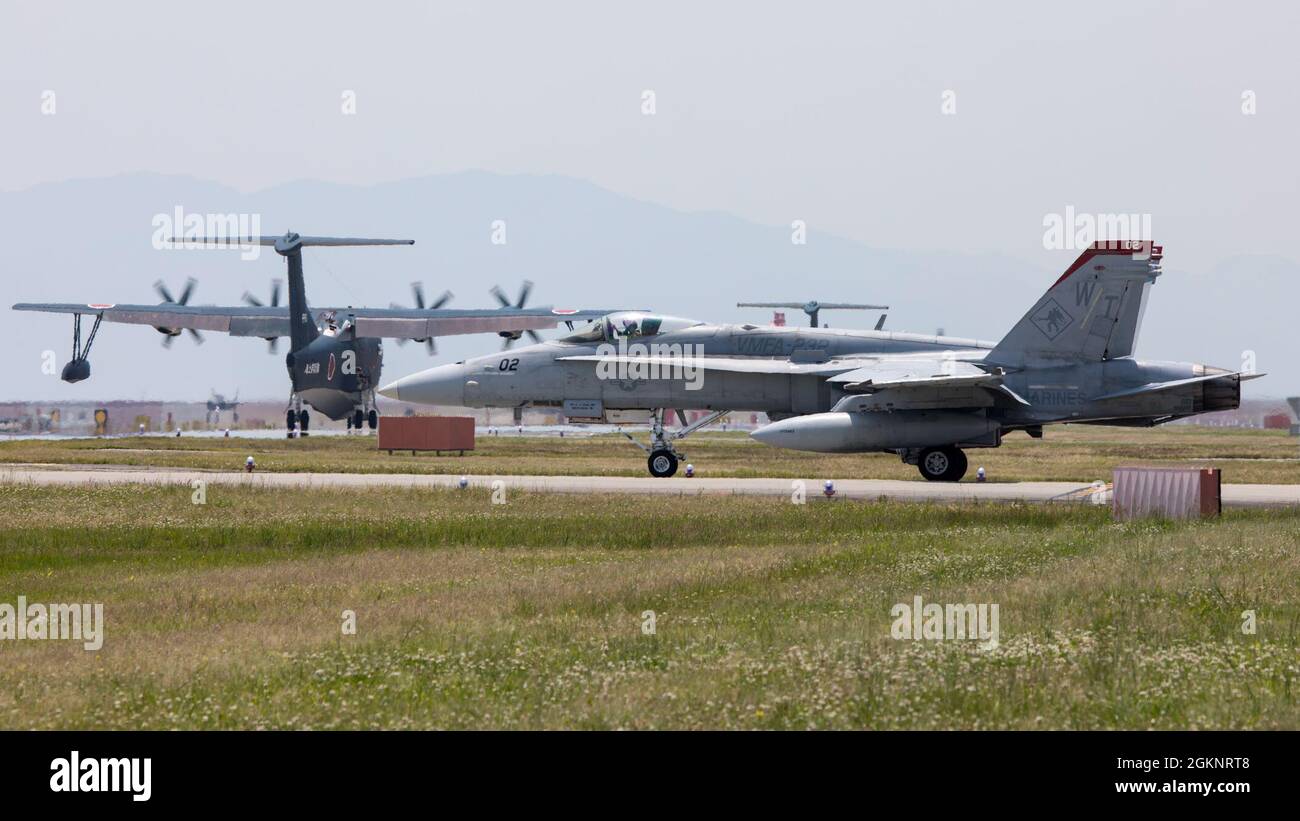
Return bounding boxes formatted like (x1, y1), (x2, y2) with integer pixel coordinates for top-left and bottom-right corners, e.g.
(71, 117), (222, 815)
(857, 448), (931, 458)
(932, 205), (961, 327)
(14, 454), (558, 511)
(14, 232), (626, 434)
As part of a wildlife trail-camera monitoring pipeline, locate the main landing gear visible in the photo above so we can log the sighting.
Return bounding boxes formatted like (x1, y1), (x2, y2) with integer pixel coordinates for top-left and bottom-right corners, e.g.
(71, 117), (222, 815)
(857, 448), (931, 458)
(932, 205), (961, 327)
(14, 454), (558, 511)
(346, 394), (379, 432)
(346, 409), (379, 431)
(286, 396), (309, 437)
(903, 446), (968, 482)
(624, 408), (730, 477)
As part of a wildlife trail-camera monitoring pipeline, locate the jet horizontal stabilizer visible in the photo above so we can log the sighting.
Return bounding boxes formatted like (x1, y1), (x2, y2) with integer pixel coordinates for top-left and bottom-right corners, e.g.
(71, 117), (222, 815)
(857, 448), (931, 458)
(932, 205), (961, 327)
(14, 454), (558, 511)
(1090, 371), (1262, 402)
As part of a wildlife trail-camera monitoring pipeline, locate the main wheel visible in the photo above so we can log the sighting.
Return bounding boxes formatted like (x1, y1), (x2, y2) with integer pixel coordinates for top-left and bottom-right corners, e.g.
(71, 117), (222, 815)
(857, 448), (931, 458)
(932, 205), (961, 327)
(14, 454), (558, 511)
(647, 449), (679, 478)
(368, 410), (378, 429)
(352, 409), (364, 429)
(286, 409), (297, 432)
(918, 446), (967, 482)
(298, 409), (310, 435)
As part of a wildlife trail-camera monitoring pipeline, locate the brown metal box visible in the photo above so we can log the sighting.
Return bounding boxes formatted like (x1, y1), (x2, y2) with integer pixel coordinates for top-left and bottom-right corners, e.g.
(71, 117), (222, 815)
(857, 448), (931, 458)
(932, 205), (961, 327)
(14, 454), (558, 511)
(377, 416), (475, 454)
(1112, 466), (1221, 520)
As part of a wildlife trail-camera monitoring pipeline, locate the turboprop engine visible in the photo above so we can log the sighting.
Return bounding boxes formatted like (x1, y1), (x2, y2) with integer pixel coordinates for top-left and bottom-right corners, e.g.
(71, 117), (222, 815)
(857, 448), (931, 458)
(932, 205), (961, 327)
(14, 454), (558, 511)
(751, 410), (1000, 454)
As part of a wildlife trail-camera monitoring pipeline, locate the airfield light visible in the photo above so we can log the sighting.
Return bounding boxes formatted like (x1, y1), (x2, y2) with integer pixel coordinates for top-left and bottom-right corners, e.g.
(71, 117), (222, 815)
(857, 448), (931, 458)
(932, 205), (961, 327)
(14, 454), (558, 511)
(823, 480), (835, 498)
(685, 464), (695, 478)
(977, 467), (986, 483)
(458, 476), (469, 489)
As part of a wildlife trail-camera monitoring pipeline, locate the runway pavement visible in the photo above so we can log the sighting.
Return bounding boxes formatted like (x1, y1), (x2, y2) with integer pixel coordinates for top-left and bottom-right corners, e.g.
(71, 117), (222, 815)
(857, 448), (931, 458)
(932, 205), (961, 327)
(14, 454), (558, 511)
(3, 464), (1300, 507)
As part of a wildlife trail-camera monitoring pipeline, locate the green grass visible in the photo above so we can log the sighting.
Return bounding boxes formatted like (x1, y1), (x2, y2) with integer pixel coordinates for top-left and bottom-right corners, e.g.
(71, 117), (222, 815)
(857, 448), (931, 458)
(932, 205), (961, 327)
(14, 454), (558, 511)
(0, 483), (1295, 729)
(3, 423), (1300, 482)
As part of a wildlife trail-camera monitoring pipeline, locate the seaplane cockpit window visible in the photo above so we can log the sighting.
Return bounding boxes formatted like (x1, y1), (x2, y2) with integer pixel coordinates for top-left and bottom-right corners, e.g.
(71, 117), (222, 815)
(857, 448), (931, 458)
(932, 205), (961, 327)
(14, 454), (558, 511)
(559, 321), (606, 344)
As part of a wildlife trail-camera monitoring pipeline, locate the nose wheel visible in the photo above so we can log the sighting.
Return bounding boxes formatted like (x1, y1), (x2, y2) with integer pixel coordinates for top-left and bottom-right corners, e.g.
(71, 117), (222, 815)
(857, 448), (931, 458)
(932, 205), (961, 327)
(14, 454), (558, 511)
(647, 449), (679, 478)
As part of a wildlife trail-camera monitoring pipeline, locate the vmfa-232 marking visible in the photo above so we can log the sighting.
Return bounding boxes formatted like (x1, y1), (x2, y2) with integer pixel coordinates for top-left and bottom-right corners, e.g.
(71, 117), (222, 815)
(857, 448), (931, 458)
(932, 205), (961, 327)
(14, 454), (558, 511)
(381, 240), (1255, 480)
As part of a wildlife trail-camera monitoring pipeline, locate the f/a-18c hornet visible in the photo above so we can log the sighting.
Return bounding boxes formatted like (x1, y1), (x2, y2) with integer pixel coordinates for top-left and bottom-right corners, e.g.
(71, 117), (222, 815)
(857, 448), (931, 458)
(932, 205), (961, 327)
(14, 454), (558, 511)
(14, 232), (625, 434)
(380, 241), (1257, 479)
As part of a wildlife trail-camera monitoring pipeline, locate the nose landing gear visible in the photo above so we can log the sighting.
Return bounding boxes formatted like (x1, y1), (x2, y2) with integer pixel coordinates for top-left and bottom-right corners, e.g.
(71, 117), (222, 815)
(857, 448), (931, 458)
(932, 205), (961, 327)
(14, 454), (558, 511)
(624, 408), (730, 477)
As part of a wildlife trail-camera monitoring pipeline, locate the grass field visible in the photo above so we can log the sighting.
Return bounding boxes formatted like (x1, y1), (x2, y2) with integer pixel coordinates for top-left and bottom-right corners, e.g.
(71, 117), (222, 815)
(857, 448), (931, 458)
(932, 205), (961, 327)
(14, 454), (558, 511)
(3, 423), (1300, 483)
(0, 482), (1296, 729)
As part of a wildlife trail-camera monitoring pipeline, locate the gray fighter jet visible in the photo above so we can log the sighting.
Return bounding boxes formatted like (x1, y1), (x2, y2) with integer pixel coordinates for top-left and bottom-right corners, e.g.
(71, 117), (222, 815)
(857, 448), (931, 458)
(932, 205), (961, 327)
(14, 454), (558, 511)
(379, 288), (995, 475)
(381, 241), (1256, 480)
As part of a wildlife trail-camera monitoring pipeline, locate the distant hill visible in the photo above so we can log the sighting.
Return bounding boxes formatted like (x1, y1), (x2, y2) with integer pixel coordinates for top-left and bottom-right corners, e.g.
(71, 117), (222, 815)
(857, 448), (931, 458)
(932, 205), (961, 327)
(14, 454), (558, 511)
(0, 172), (1290, 400)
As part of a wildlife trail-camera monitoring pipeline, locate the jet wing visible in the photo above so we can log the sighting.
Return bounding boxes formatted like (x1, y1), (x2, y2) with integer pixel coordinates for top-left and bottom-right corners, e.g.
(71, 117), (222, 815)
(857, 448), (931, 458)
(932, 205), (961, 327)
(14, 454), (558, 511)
(13, 303), (625, 340)
(555, 354), (859, 375)
(825, 360), (1029, 411)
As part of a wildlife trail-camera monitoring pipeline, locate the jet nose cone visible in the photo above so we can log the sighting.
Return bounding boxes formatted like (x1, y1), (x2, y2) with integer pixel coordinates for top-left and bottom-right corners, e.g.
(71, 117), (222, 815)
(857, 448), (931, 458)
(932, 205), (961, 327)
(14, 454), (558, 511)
(750, 419), (796, 447)
(751, 413), (853, 453)
(377, 363), (466, 406)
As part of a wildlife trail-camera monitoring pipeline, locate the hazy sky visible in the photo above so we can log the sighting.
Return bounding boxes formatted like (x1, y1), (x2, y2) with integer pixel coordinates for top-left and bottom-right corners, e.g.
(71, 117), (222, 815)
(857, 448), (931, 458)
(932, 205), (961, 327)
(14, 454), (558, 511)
(4, 0), (1298, 270)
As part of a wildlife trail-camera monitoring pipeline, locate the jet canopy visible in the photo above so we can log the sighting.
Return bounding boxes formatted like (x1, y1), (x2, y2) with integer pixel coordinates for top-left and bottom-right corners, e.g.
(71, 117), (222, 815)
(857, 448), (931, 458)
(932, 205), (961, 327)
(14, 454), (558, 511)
(560, 311), (702, 344)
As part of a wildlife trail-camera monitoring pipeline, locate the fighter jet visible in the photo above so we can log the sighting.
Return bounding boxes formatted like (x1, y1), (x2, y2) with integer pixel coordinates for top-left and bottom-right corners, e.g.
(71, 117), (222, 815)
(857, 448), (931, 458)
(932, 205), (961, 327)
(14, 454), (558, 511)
(14, 232), (624, 434)
(379, 296), (995, 476)
(380, 241), (1256, 479)
(745, 241), (1259, 478)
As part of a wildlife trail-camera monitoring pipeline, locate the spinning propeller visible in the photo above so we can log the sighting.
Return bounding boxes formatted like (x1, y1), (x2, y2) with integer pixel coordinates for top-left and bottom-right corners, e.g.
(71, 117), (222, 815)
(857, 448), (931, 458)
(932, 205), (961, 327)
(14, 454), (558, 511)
(391, 281), (452, 354)
(154, 277), (203, 347)
(491, 280), (542, 350)
(242, 279), (283, 353)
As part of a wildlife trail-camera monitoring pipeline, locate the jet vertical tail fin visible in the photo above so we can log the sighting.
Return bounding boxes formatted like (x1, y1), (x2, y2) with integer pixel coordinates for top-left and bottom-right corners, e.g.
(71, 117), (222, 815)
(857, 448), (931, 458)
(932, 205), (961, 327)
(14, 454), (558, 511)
(988, 240), (1162, 366)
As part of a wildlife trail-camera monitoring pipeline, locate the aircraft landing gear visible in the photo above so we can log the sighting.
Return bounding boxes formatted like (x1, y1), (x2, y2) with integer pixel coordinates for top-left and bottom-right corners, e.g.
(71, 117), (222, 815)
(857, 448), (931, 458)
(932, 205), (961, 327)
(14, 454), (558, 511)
(352, 409), (364, 430)
(624, 408), (730, 477)
(368, 409), (378, 429)
(914, 446), (967, 482)
(287, 394), (307, 438)
(647, 449), (679, 478)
